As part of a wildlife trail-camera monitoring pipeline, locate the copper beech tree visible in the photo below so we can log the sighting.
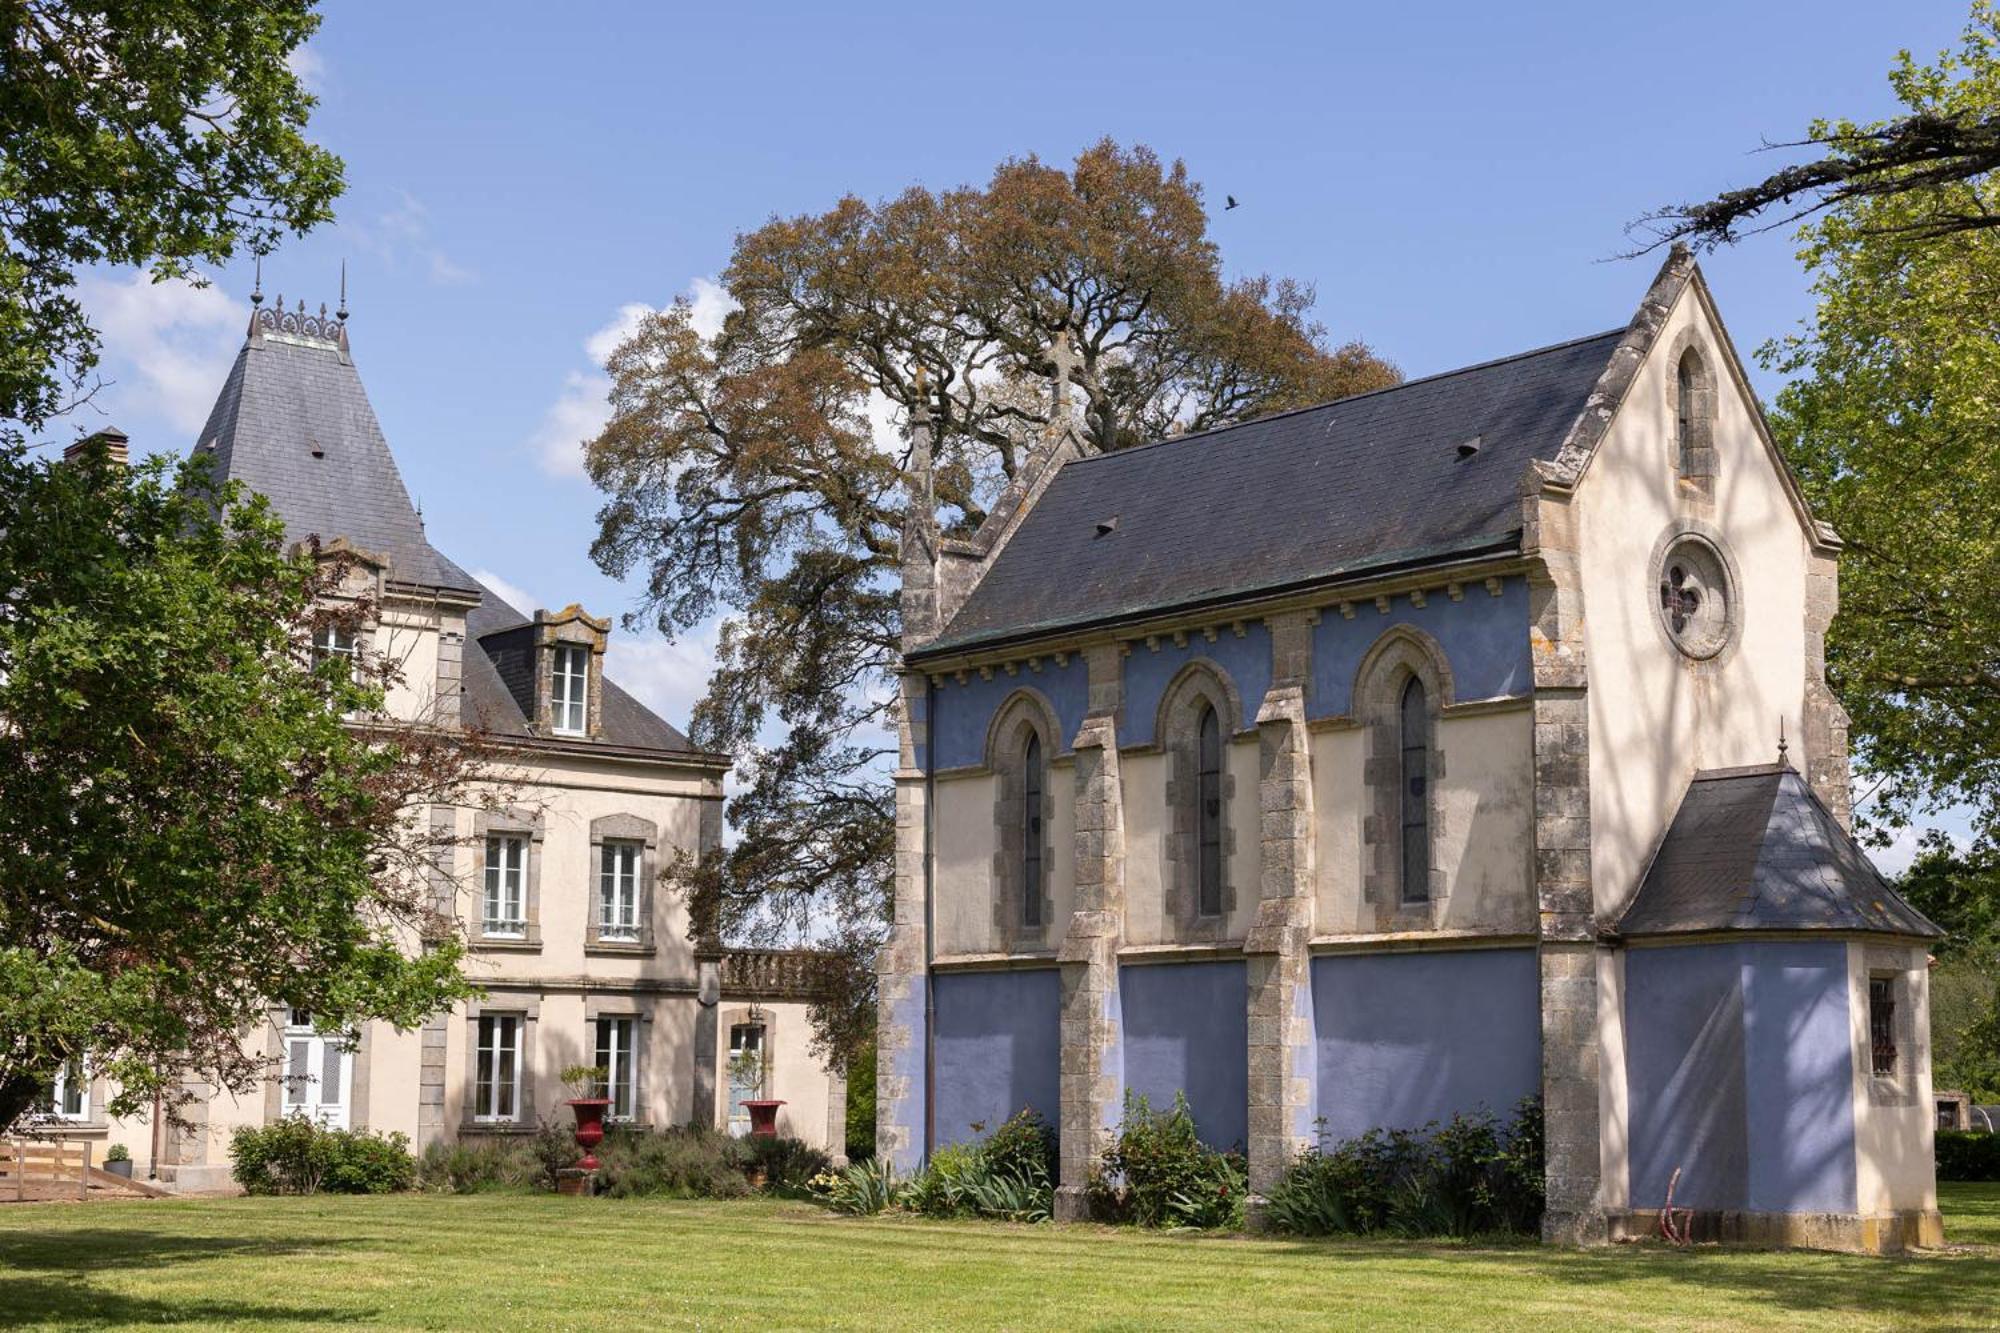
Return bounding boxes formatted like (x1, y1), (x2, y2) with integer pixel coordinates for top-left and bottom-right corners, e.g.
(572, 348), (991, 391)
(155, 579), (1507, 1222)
(0, 444), (499, 1133)
(583, 140), (1398, 1060)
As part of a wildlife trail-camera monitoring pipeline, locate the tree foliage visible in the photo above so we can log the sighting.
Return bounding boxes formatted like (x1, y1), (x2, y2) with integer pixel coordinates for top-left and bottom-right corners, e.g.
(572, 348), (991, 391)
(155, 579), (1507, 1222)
(1637, 4), (2000, 251)
(0, 444), (490, 1133)
(585, 141), (1398, 1062)
(0, 0), (343, 427)
(1750, 12), (2000, 854)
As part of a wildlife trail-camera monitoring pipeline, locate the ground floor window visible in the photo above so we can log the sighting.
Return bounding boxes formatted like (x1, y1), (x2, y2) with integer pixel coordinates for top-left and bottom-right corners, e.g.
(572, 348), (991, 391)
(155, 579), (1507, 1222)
(727, 1022), (766, 1135)
(595, 1016), (637, 1121)
(476, 1014), (522, 1121)
(38, 1054), (88, 1121)
(282, 1010), (353, 1129)
(1869, 976), (1899, 1077)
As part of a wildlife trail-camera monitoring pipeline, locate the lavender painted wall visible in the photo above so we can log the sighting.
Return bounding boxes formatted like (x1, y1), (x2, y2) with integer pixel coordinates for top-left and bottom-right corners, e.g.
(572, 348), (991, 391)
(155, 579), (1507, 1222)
(1119, 960), (1249, 1150)
(929, 655), (1089, 771)
(931, 968), (1062, 1149)
(1624, 941), (1855, 1214)
(1309, 575), (1530, 716)
(1311, 948), (1540, 1141)
(1121, 623), (1273, 746)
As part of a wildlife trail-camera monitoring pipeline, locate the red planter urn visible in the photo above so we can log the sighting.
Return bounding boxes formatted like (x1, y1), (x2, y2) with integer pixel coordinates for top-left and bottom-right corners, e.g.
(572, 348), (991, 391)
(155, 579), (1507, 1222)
(567, 1097), (612, 1171)
(743, 1098), (786, 1139)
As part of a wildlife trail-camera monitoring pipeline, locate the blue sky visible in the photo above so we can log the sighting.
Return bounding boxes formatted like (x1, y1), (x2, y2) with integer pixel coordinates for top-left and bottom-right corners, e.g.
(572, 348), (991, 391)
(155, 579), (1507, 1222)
(66, 0), (1976, 865)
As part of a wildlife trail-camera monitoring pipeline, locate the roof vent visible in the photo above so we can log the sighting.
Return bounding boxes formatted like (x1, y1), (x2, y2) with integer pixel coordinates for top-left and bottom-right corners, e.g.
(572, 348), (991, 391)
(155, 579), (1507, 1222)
(1456, 435), (1483, 460)
(1095, 516), (1119, 538)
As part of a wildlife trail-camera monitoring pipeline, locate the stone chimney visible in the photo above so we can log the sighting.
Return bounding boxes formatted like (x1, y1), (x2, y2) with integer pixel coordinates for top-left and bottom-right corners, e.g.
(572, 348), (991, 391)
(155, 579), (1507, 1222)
(64, 427), (130, 467)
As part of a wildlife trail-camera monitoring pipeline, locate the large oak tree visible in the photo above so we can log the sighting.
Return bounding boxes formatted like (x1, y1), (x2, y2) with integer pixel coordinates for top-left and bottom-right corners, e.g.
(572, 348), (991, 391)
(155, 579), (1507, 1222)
(584, 140), (1398, 1061)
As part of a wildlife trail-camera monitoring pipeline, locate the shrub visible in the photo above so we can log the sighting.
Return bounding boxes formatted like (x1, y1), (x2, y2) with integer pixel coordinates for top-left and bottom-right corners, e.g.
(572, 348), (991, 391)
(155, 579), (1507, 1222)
(416, 1137), (542, 1194)
(593, 1124), (749, 1200)
(1091, 1092), (1245, 1229)
(1938, 1129), (2000, 1181)
(231, 1117), (414, 1195)
(1265, 1097), (1545, 1239)
(104, 1143), (131, 1163)
(980, 1108), (1058, 1185)
(823, 1158), (901, 1215)
(739, 1134), (830, 1194)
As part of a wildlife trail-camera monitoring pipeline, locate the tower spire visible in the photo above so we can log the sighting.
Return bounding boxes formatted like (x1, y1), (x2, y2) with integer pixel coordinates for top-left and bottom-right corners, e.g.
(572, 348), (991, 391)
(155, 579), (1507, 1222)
(337, 260), (348, 323)
(251, 255), (264, 307)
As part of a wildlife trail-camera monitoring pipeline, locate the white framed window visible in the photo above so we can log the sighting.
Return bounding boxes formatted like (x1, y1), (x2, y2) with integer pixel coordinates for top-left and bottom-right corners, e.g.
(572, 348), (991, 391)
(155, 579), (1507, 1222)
(40, 1054), (88, 1122)
(475, 1014), (522, 1122)
(727, 1022), (766, 1135)
(595, 1016), (637, 1122)
(552, 644), (589, 735)
(312, 622), (359, 678)
(281, 1010), (353, 1129)
(598, 842), (641, 941)
(483, 834), (527, 937)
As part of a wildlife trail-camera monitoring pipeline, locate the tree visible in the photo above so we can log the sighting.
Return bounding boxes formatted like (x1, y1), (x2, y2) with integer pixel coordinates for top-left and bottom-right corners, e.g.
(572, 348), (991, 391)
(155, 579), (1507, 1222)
(0, 442), (490, 1133)
(1636, 3), (2000, 251)
(1, 0), (343, 428)
(585, 140), (1398, 1062)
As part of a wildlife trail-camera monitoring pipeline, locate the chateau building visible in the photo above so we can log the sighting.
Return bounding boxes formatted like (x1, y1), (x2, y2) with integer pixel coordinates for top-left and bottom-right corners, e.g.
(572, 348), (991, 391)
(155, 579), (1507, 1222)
(45, 293), (845, 1187)
(879, 248), (1942, 1251)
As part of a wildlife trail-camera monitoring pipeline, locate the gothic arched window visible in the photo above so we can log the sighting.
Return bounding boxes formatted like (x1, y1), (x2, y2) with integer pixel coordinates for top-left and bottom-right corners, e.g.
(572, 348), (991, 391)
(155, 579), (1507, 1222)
(1196, 702), (1223, 918)
(1022, 731), (1044, 929)
(1399, 677), (1431, 905)
(1676, 351), (1698, 475)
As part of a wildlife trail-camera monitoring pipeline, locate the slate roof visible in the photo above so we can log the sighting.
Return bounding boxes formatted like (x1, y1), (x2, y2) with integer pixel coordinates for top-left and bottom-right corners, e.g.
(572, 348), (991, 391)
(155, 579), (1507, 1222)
(196, 311), (694, 756)
(921, 329), (1627, 656)
(1618, 765), (1940, 939)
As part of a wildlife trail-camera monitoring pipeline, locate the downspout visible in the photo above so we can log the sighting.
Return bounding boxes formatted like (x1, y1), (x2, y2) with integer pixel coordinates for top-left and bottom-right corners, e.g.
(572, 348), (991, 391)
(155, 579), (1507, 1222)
(921, 674), (937, 1162)
(148, 1085), (162, 1180)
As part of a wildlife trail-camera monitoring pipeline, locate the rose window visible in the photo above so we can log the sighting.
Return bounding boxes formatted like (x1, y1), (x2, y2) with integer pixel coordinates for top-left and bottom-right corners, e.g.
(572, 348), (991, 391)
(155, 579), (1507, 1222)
(1653, 535), (1733, 660)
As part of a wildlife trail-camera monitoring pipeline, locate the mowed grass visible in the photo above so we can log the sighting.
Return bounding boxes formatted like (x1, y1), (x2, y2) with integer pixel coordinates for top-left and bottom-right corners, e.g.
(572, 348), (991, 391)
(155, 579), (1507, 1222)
(0, 1185), (1996, 1331)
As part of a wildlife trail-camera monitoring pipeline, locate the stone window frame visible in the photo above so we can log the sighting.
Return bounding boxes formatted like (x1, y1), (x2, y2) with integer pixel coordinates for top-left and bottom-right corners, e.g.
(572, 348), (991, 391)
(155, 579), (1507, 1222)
(1155, 659), (1246, 942)
(461, 994), (540, 1132)
(531, 606), (610, 739)
(985, 688), (1062, 951)
(584, 996), (654, 1126)
(1647, 519), (1745, 674)
(1354, 625), (1453, 927)
(1863, 947), (1924, 1109)
(471, 807), (545, 951)
(586, 813), (661, 955)
(1663, 327), (1718, 493)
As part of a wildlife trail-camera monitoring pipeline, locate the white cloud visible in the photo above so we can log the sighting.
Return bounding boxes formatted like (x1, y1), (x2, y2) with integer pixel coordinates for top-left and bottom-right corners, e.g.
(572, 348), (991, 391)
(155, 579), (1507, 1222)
(467, 568), (543, 618)
(78, 270), (244, 437)
(344, 189), (474, 289)
(530, 278), (739, 478)
(285, 43), (326, 95)
(428, 252), (476, 287)
(1867, 822), (1969, 879)
(603, 618), (724, 737)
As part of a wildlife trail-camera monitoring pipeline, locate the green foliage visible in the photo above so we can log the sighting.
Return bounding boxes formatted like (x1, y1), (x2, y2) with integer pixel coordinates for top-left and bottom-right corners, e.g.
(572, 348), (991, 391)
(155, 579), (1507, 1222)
(737, 1133), (830, 1194)
(415, 1137), (544, 1194)
(1939, 1131), (2000, 1181)
(0, 0), (345, 427)
(0, 448), (487, 1132)
(843, 1034), (876, 1161)
(103, 1142), (129, 1163)
(1935, 963), (2000, 1102)
(1264, 1098), (1545, 1239)
(592, 1125), (750, 1200)
(1090, 1092), (1245, 1229)
(560, 1065), (609, 1101)
(819, 1158), (901, 1215)
(230, 1118), (414, 1196)
(979, 1107), (1058, 1185)
(1756, 7), (2000, 856)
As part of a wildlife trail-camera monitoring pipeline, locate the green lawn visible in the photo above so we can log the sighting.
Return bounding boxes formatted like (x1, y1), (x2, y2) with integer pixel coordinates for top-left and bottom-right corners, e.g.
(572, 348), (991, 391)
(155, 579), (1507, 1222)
(1, 1185), (1996, 1331)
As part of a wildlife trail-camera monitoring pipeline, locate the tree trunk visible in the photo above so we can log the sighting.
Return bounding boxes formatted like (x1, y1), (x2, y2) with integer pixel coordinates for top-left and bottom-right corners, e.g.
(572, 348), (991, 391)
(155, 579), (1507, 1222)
(0, 1070), (48, 1138)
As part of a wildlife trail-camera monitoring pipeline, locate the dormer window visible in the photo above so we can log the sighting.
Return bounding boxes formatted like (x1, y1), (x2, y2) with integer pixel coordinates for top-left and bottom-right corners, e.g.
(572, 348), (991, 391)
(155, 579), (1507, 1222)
(552, 644), (589, 735)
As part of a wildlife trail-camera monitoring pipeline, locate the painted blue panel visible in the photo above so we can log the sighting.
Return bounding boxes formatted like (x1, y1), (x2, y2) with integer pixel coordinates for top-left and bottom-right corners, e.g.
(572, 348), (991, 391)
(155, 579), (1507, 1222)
(1308, 575), (1530, 717)
(879, 973), (931, 1173)
(932, 969), (1061, 1150)
(1311, 949), (1540, 1141)
(1624, 941), (1857, 1214)
(929, 655), (1089, 771)
(1121, 623), (1273, 747)
(1120, 960), (1249, 1151)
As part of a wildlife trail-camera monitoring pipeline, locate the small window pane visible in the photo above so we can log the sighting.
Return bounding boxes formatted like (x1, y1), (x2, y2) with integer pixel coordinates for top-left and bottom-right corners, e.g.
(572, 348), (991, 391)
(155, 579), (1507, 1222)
(553, 645), (589, 735)
(1870, 978), (1898, 1077)
(1022, 733), (1044, 929)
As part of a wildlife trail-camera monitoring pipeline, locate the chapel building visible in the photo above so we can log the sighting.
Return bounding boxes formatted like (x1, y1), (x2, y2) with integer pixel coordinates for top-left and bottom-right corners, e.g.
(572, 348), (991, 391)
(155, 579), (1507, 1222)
(43, 292), (846, 1187)
(879, 247), (1942, 1251)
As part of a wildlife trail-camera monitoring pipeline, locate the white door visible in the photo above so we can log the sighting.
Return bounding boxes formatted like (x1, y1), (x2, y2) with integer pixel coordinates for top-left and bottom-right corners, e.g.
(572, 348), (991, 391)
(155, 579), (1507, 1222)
(282, 1010), (353, 1129)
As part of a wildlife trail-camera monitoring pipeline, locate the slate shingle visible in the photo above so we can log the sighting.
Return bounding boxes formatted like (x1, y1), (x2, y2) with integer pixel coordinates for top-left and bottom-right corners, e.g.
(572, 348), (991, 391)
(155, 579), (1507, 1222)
(922, 330), (1627, 656)
(1619, 765), (1939, 939)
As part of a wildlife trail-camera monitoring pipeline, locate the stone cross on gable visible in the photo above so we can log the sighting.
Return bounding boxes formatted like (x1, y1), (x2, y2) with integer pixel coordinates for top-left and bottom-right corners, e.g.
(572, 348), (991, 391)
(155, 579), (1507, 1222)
(1046, 328), (1080, 442)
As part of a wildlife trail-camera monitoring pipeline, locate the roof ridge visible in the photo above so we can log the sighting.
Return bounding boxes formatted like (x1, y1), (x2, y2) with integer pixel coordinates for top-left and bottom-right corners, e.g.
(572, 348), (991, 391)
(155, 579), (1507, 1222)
(1060, 326), (1628, 469)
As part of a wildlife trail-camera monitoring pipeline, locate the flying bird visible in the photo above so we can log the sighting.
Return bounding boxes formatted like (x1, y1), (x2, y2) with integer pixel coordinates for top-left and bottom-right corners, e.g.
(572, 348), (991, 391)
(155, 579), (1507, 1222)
(1225, 195), (1239, 210)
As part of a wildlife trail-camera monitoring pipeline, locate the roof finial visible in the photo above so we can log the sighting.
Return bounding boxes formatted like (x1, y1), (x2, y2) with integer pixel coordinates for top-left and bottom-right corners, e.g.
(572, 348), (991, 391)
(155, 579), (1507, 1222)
(337, 260), (348, 323)
(251, 255), (264, 307)
(1778, 716), (1790, 765)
